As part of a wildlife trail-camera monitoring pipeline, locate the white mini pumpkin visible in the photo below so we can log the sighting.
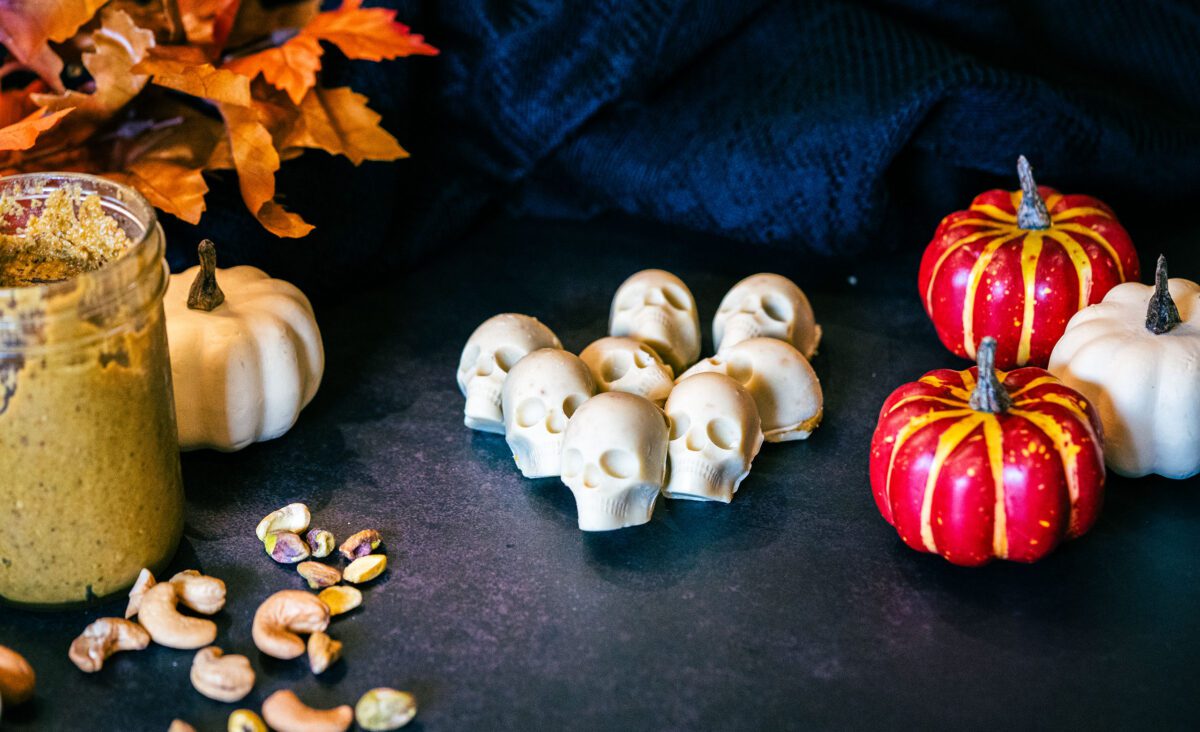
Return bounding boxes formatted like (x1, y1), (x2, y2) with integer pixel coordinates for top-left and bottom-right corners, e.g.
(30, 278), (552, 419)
(164, 240), (324, 452)
(1048, 255), (1200, 478)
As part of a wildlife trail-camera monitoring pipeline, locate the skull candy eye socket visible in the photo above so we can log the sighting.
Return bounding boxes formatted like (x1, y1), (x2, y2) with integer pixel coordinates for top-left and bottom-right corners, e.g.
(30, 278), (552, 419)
(726, 355), (754, 384)
(600, 449), (637, 479)
(668, 413), (690, 440)
(601, 352), (633, 382)
(515, 398), (547, 428)
(616, 286), (643, 311)
(562, 448), (583, 477)
(707, 417), (741, 450)
(663, 286), (688, 310)
(494, 346), (524, 372)
(562, 394), (587, 418)
(762, 293), (792, 322)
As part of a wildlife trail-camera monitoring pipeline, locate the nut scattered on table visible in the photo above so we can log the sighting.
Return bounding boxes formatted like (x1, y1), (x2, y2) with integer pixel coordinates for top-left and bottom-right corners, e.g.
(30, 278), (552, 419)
(125, 568), (157, 619)
(68, 617), (151, 672)
(317, 585), (363, 616)
(170, 570), (227, 614)
(266, 531), (312, 564)
(297, 561), (342, 589)
(307, 631), (343, 674)
(252, 590), (331, 660)
(356, 688), (417, 731)
(306, 528), (336, 558)
(343, 554), (387, 584)
(168, 720), (197, 732)
(139, 582), (219, 650)
(256, 503), (311, 541)
(0, 645), (35, 708)
(227, 708), (267, 732)
(190, 646), (255, 702)
(261, 689), (353, 732)
(338, 529), (382, 560)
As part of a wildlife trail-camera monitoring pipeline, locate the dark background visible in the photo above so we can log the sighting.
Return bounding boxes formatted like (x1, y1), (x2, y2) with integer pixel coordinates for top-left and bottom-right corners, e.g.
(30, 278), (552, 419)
(4, 1), (1200, 730)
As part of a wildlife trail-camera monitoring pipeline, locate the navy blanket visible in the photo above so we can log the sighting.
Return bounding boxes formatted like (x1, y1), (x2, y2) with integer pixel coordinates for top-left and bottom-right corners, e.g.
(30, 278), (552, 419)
(171, 0), (1200, 295)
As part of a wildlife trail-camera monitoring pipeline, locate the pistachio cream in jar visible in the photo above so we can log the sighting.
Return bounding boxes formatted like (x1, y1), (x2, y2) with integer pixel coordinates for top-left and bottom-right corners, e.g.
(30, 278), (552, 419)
(0, 174), (183, 609)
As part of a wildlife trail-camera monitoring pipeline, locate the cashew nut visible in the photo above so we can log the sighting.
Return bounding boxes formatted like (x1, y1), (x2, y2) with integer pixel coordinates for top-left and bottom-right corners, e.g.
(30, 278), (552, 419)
(252, 590), (330, 660)
(0, 645), (35, 708)
(168, 721), (197, 732)
(190, 646), (255, 702)
(125, 568), (157, 619)
(170, 570), (227, 615)
(68, 617), (151, 672)
(307, 631), (343, 674)
(262, 689), (352, 732)
(139, 582), (219, 649)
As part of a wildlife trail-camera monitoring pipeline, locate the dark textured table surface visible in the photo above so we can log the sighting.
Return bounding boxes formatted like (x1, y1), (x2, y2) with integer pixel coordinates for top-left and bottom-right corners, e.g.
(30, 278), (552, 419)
(3, 215), (1199, 731)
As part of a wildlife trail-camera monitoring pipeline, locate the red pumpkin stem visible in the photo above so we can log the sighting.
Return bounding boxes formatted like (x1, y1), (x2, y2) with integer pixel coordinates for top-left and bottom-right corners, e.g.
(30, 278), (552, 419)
(1016, 155), (1051, 230)
(187, 239), (225, 312)
(969, 337), (1012, 413)
(1145, 254), (1181, 335)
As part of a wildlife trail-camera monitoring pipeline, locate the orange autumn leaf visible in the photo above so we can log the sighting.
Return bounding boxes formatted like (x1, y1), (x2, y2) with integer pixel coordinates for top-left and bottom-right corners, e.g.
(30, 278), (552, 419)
(281, 86), (405, 165)
(305, 0), (438, 61)
(219, 102), (313, 237)
(224, 33), (322, 105)
(107, 161), (208, 223)
(0, 108), (73, 151)
(32, 9), (156, 137)
(224, 0), (318, 49)
(134, 45), (251, 106)
(0, 0), (107, 88)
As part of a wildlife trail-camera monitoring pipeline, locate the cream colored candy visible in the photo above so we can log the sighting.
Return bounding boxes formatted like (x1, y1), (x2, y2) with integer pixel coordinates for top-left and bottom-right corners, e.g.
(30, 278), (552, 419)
(501, 349), (596, 478)
(560, 392), (668, 531)
(608, 269), (701, 374)
(579, 336), (674, 406)
(664, 373), (763, 503)
(457, 314), (562, 434)
(679, 337), (822, 443)
(713, 273), (821, 358)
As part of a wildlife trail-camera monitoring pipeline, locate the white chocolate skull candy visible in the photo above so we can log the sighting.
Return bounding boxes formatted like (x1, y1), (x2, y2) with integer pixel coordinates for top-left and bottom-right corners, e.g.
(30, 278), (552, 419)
(560, 392), (669, 531)
(608, 269), (701, 374)
(457, 314), (562, 434)
(579, 336), (675, 406)
(502, 349), (596, 478)
(664, 372), (763, 503)
(713, 273), (821, 357)
(679, 337), (822, 443)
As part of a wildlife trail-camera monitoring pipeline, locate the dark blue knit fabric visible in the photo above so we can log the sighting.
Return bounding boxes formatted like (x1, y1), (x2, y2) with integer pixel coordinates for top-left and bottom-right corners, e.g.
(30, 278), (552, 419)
(167, 0), (1200, 293)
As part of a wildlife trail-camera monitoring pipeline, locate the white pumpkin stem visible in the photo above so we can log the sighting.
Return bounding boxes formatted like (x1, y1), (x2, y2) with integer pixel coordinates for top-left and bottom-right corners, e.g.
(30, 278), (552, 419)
(969, 337), (1012, 413)
(1146, 254), (1181, 335)
(187, 239), (225, 312)
(1016, 155), (1051, 230)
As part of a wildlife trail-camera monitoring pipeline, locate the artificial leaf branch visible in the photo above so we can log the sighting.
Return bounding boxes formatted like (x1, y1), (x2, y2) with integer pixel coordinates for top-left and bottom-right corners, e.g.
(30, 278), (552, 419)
(0, 0), (437, 236)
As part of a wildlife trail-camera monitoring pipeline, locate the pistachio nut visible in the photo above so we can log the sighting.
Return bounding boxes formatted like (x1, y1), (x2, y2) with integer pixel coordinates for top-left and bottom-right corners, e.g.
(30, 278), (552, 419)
(265, 531), (311, 564)
(338, 529), (382, 560)
(343, 554), (387, 584)
(255, 503), (311, 541)
(227, 709), (267, 732)
(317, 586), (363, 617)
(306, 528), (336, 558)
(307, 631), (343, 674)
(0, 645), (35, 707)
(168, 721), (197, 732)
(297, 561), (342, 589)
(356, 688), (417, 731)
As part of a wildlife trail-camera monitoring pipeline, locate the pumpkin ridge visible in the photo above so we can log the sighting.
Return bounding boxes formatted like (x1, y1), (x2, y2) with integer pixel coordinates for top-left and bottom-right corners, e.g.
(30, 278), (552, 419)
(981, 414), (1007, 559)
(968, 203), (1017, 223)
(883, 407), (975, 511)
(961, 236), (1011, 358)
(1052, 222), (1126, 283)
(1044, 228), (1094, 310)
(925, 229), (1023, 314)
(1008, 407), (1083, 514)
(919, 414), (985, 552)
(1016, 232), (1045, 365)
(1050, 206), (1112, 222)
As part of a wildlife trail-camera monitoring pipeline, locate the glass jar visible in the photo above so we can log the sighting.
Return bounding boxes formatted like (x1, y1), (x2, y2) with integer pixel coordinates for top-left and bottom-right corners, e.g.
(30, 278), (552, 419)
(0, 173), (183, 609)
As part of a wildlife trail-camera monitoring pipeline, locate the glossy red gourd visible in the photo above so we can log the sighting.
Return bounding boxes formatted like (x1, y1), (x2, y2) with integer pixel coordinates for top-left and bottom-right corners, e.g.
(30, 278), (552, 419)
(869, 337), (1105, 566)
(919, 156), (1138, 368)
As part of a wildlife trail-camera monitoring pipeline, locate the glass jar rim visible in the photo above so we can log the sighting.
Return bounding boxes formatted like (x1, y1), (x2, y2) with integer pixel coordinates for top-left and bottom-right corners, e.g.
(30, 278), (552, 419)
(0, 172), (166, 351)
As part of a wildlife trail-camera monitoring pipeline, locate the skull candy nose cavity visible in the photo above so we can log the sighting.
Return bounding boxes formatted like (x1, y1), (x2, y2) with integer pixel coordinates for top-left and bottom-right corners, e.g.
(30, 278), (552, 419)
(546, 411), (567, 434)
(583, 463), (601, 488)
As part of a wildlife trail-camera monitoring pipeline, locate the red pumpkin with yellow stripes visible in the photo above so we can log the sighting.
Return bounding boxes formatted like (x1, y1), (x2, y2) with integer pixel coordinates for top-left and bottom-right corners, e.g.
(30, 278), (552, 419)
(919, 156), (1138, 369)
(869, 337), (1105, 566)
